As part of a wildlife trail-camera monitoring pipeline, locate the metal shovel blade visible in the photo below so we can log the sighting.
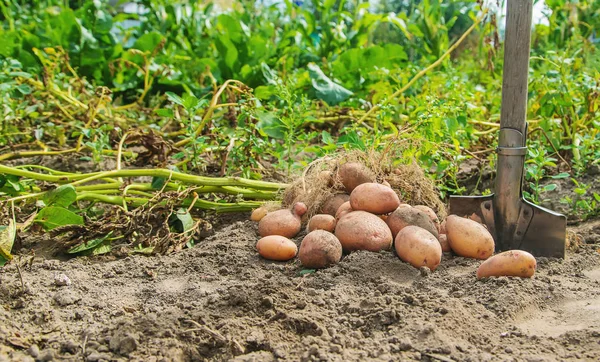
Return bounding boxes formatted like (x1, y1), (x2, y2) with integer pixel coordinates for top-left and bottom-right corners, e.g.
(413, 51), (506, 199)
(448, 0), (566, 258)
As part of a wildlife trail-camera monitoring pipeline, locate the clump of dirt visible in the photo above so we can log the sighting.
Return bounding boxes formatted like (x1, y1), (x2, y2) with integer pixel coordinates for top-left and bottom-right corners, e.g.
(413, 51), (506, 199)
(1, 215), (599, 362)
(283, 149), (446, 218)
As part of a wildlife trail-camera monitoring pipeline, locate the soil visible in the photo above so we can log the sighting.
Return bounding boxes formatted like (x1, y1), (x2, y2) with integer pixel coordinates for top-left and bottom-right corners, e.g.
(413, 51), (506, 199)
(1, 214), (600, 362)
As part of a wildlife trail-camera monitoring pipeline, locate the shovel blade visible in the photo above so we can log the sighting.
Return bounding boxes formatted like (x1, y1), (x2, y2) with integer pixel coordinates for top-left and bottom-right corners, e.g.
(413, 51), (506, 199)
(449, 195), (566, 258)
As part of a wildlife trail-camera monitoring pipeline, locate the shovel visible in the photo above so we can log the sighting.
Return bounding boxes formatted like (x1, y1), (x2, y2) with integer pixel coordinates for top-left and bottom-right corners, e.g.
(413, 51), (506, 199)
(449, 0), (567, 258)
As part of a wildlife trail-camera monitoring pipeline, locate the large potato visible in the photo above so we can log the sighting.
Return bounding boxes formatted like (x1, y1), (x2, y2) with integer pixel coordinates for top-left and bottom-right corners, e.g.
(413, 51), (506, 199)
(335, 211), (392, 252)
(258, 209), (301, 238)
(299, 230), (343, 268)
(335, 201), (353, 221)
(307, 214), (336, 233)
(320, 194), (350, 216)
(445, 215), (494, 259)
(337, 162), (374, 193)
(386, 207), (439, 239)
(350, 183), (400, 215)
(256, 235), (298, 261)
(395, 226), (442, 271)
(476, 250), (536, 279)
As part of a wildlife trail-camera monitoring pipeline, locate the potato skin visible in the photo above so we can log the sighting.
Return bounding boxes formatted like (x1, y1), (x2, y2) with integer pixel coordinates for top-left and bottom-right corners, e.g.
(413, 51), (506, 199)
(335, 211), (393, 252)
(258, 209), (301, 238)
(293, 202), (308, 217)
(250, 207), (268, 222)
(307, 214), (337, 233)
(337, 162), (375, 193)
(414, 205), (440, 225)
(386, 207), (439, 239)
(256, 235), (298, 261)
(299, 230), (343, 268)
(335, 201), (353, 221)
(438, 234), (451, 252)
(321, 194), (350, 216)
(350, 183), (400, 215)
(445, 215), (494, 259)
(476, 250), (536, 279)
(395, 226), (442, 271)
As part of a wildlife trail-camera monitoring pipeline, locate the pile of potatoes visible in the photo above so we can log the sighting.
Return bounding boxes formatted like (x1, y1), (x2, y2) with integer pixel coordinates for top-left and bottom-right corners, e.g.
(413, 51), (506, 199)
(251, 162), (537, 279)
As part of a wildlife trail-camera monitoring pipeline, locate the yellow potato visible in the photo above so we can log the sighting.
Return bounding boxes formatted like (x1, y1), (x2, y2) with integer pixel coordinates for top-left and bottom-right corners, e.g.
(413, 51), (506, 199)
(386, 207), (439, 239)
(395, 226), (442, 271)
(320, 194), (350, 216)
(350, 183), (400, 215)
(476, 250), (536, 279)
(445, 215), (494, 259)
(307, 214), (337, 233)
(335, 211), (392, 252)
(258, 209), (301, 238)
(299, 230), (343, 268)
(250, 207), (268, 222)
(256, 235), (298, 261)
(335, 201), (353, 221)
(337, 162), (375, 193)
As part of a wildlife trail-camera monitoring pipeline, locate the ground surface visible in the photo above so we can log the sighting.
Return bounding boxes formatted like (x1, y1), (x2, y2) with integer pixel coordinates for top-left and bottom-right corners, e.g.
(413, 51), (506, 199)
(1, 215), (599, 362)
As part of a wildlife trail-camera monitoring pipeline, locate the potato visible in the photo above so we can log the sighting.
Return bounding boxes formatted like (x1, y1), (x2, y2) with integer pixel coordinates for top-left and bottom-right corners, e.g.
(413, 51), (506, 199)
(335, 201), (353, 221)
(337, 162), (374, 193)
(350, 183), (400, 215)
(321, 194), (350, 216)
(299, 230), (343, 268)
(476, 250), (536, 279)
(382, 180), (391, 188)
(250, 207), (268, 222)
(293, 202), (308, 217)
(386, 207), (439, 239)
(413, 205), (440, 226)
(438, 220), (447, 235)
(438, 233), (451, 252)
(335, 211), (393, 252)
(398, 203), (412, 210)
(395, 226), (442, 271)
(256, 235), (298, 261)
(445, 215), (494, 259)
(307, 214), (336, 233)
(258, 209), (301, 238)
(469, 213), (483, 224)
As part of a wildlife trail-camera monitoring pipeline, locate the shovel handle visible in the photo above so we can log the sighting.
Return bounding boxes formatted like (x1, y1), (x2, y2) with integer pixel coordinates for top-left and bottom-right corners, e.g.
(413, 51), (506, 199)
(500, 0), (533, 134)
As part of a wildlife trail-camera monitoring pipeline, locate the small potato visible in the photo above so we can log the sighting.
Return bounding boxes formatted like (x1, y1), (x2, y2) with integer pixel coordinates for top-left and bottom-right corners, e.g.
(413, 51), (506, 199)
(476, 250), (536, 279)
(386, 207), (439, 239)
(293, 202), (308, 217)
(469, 213), (483, 224)
(307, 214), (336, 233)
(321, 194), (350, 216)
(299, 230), (343, 268)
(413, 205), (440, 226)
(258, 209), (301, 238)
(438, 234), (451, 252)
(337, 162), (375, 193)
(395, 226), (442, 271)
(335, 211), (393, 252)
(445, 215), (494, 260)
(438, 220), (447, 235)
(350, 183), (400, 215)
(382, 180), (391, 188)
(335, 201), (353, 221)
(250, 207), (268, 222)
(256, 235), (298, 261)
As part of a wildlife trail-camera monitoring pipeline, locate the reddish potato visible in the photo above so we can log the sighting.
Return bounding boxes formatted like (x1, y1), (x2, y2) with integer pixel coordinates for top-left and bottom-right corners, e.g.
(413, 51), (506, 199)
(469, 213), (483, 224)
(438, 234), (451, 252)
(258, 209), (301, 238)
(335, 211), (393, 252)
(256, 235), (298, 261)
(335, 201), (353, 221)
(250, 207), (268, 222)
(445, 215), (494, 260)
(386, 207), (439, 239)
(395, 226), (442, 271)
(337, 162), (375, 193)
(293, 202), (308, 217)
(476, 250), (536, 279)
(321, 194), (350, 216)
(414, 205), (440, 226)
(299, 230), (343, 268)
(438, 220), (447, 235)
(307, 214), (337, 233)
(350, 183), (400, 215)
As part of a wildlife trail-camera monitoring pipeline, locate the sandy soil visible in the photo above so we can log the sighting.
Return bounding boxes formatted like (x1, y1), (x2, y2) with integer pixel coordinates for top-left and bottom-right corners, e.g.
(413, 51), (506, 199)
(1, 215), (599, 362)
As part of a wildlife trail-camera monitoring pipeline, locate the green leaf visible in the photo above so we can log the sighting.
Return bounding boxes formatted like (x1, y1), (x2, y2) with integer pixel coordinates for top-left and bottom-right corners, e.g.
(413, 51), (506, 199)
(133, 31), (165, 52)
(256, 111), (285, 139)
(43, 185), (77, 208)
(91, 243), (112, 255)
(298, 269), (316, 276)
(67, 232), (113, 254)
(166, 92), (184, 106)
(182, 93), (199, 110)
(308, 63), (352, 105)
(551, 172), (570, 179)
(169, 208), (194, 233)
(35, 207), (84, 231)
(0, 219), (16, 265)
(151, 177), (167, 190)
(543, 184), (557, 192)
(155, 109), (174, 117)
